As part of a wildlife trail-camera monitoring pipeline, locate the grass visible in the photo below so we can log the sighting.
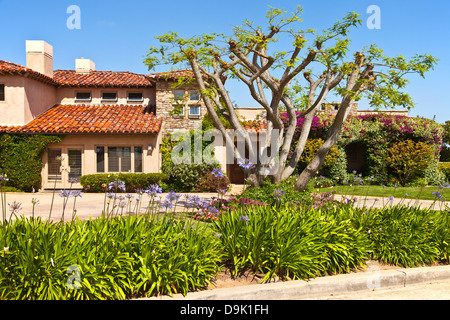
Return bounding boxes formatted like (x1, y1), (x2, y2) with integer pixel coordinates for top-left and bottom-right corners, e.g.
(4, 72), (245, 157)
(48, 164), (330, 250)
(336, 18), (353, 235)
(318, 185), (449, 201)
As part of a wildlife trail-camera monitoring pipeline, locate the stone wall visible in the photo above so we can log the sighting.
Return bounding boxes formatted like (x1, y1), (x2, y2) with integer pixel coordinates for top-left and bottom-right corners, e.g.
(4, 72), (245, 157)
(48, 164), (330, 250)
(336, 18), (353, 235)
(155, 80), (205, 136)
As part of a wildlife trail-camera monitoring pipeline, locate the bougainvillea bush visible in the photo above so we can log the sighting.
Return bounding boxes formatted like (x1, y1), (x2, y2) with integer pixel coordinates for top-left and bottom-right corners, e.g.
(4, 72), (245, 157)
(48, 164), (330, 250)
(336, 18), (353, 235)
(282, 112), (444, 186)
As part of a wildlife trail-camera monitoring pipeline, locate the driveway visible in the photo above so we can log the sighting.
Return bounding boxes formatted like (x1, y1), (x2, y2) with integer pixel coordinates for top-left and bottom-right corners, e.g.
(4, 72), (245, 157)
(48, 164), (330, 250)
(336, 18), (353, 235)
(1, 187), (447, 223)
(1, 191), (221, 222)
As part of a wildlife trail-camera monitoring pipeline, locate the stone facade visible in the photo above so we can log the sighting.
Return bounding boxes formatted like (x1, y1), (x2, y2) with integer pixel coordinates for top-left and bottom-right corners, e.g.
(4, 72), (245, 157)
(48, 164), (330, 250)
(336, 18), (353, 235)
(155, 80), (205, 136)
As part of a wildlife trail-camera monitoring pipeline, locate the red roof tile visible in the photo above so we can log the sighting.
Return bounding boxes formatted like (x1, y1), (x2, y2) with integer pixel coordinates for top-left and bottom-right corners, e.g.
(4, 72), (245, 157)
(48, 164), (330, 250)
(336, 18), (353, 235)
(242, 120), (267, 133)
(149, 69), (194, 80)
(0, 60), (58, 85)
(0, 104), (162, 134)
(53, 70), (153, 87)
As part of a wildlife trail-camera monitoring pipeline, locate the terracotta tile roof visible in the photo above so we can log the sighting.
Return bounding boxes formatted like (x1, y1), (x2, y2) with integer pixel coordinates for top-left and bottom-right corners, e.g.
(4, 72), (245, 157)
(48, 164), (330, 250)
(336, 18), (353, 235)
(53, 70), (154, 87)
(149, 69), (194, 80)
(0, 104), (162, 134)
(0, 60), (58, 85)
(242, 120), (267, 133)
(0, 59), (193, 87)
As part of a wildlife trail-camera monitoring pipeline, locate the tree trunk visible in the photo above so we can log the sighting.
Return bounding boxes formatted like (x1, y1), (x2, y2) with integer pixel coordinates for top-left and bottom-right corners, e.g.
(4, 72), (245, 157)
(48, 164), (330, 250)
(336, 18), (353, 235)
(294, 100), (355, 191)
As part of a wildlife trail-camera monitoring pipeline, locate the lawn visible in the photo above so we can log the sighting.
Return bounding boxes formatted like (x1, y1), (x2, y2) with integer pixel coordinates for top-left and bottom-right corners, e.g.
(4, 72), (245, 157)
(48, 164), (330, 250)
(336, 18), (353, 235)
(318, 185), (449, 201)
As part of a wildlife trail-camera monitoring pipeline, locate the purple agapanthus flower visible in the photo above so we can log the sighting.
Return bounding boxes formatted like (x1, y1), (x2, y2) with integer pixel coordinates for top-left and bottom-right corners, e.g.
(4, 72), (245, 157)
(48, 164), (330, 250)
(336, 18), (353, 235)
(58, 189), (72, 198)
(161, 200), (173, 210)
(238, 158), (256, 172)
(274, 188), (285, 200)
(8, 201), (22, 213)
(211, 167), (225, 178)
(146, 184), (162, 197)
(433, 191), (442, 199)
(108, 179), (126, 192)
(166, 191), (180, 202)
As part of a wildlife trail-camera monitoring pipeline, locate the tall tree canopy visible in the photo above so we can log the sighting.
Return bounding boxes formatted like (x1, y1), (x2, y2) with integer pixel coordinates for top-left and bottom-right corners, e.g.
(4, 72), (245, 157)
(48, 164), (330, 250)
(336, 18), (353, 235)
(145, 6), (437, 191)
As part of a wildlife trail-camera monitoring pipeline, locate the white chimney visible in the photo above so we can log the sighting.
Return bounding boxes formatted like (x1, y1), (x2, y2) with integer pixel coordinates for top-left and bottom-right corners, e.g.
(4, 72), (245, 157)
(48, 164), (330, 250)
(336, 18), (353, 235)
(75, 58), (96, 73)
(26, 40), (54, 78)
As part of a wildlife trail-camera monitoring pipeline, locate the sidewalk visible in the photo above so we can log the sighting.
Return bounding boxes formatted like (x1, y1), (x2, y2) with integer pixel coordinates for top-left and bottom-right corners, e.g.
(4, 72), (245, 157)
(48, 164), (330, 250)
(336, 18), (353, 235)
(0, 191), (221, 222)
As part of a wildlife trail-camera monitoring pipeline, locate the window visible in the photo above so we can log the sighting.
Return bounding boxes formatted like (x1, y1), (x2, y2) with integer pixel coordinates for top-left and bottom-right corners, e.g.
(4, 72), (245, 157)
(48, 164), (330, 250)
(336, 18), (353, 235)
(173, 105), (184, 117)
(189, 106), (200, 116)
(134, 147), (143, 173)
(189, 91), (200, 101)
(0, 84), (4, 101)
(96, 146), (105, 173)
(68, 149), (82, 181)
(128, 92), (143, 102)
(173, 90), (185, 101)
(96, 146), (143, 173)
(108, 147), (131, 172)
(48, 149), (62, 181)
(102, 92), (117, 102)
(75, 92), (91, 102)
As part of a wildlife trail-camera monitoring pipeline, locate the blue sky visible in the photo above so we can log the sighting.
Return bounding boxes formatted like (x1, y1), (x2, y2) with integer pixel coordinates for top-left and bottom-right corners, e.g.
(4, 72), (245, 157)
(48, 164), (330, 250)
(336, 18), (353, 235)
(1, 0), (449, 121)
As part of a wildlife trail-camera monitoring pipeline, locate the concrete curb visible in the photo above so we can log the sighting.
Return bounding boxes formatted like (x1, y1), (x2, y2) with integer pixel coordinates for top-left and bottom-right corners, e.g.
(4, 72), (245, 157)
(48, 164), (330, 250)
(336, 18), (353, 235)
(144, 265), (450, 300)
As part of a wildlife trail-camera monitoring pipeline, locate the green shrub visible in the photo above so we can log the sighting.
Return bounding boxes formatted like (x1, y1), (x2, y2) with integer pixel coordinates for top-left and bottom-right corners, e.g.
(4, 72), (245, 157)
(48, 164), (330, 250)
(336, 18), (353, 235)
(80, 173), (168, 193)
(296, 138), (340, 174)
(0, 134), (63, 191)
(438, 162), (450, 182)
(326, 147), (348, 182)
(195, 171), (230, 193)
(423, 162), (447, 186)
(432, 210), (450, 263)
(385, 140), (434, 186)
(165, 163), (221, 192)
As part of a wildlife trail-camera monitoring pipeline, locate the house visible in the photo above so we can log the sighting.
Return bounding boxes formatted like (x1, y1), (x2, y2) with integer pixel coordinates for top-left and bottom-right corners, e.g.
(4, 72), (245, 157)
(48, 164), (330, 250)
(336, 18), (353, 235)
(0, 40), (412, 189)
(0, 41), (207, 190)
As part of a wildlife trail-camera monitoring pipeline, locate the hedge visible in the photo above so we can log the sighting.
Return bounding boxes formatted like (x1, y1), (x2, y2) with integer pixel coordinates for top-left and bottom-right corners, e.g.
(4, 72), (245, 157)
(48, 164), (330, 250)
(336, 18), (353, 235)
(0, 133), (63, 192)
(438, 162), (450, 182)
(80, 173), (168, 193)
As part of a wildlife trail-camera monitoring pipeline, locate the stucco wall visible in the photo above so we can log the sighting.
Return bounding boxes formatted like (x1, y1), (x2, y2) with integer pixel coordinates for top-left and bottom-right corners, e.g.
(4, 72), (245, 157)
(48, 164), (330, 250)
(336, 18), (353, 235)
(0, 75), (26, 125)
(235, 107), (265, 120)
(41, 133), (161, 190)
(55, 87), (156, 107)
(0, 75), (56, 125)
(23, 77), (56, 122)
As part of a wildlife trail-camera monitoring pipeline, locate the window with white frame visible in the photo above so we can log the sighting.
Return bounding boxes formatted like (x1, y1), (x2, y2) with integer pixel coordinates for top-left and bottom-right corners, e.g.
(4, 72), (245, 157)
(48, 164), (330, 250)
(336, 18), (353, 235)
(96, 146), (143, 173)
(189, 90), (200, 101)
(75, 91), (91, 102)
(189, 105), (200, 116)
(173, 90), (201, 118)
(48, 148), (62, 181)
(102, 92), (118, 102)
(127, 92), (143, 102)
(173, 90), (185, 101)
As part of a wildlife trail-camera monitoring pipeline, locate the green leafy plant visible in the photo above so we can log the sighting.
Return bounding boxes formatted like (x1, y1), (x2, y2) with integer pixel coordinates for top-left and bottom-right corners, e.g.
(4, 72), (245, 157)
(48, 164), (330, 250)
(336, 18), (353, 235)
(80, 173), (167, 193)
(0, 214), (222, 300)
(352, 206), (439, 267)
(0, 134), (63, 191)
(438, 162), (450, 182)
(386, 140), (434, 186)
(213, 204), (368, 281)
